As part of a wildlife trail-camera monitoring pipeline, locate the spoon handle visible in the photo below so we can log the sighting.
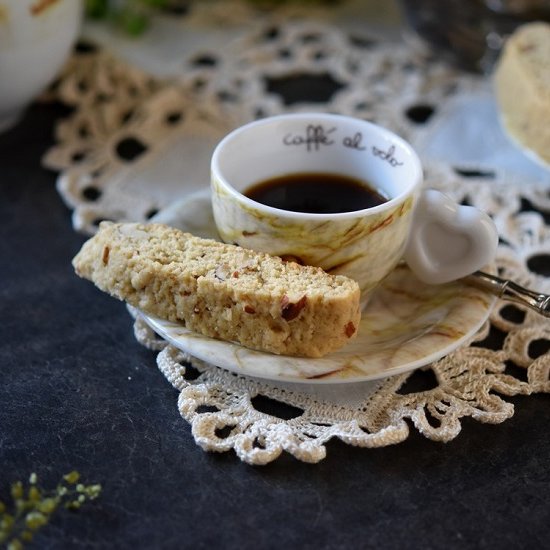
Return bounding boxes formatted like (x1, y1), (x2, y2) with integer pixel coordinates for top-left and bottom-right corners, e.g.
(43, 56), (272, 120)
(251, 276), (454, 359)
(467, 271), (550, 318)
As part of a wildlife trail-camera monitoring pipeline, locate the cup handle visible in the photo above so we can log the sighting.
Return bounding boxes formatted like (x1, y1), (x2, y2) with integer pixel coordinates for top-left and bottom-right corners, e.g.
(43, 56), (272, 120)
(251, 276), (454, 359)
(403, 189), (498, 285)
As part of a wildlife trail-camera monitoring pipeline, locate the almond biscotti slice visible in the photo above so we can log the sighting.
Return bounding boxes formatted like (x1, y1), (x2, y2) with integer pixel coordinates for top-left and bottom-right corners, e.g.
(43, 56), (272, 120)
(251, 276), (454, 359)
(72, 222), (361, 358)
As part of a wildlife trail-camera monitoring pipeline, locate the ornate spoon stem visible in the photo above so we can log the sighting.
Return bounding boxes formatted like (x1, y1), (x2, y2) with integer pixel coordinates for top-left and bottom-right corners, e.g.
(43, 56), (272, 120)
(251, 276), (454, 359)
(467, 271), (550, 318)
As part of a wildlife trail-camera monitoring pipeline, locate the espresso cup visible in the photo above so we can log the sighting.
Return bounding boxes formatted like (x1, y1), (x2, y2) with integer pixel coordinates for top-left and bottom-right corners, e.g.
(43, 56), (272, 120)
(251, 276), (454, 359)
(211, 113), (497, 304)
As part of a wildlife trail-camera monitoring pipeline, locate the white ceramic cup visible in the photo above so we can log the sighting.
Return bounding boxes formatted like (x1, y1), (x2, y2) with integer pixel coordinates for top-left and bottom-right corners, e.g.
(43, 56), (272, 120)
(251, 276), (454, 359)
(211, 113), (497, 304)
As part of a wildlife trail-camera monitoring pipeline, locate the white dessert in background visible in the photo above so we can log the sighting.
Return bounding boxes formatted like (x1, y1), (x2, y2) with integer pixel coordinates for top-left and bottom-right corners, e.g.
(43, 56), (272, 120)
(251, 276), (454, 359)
(494, 21), (550, 166)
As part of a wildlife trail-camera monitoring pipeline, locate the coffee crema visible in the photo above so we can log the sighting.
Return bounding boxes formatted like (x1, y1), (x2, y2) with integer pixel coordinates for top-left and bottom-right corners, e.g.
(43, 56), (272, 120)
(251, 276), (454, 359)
(244, 172), (388, 214)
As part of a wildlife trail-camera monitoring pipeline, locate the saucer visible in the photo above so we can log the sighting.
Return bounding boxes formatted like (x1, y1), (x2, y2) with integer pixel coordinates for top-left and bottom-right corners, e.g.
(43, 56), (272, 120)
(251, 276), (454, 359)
(143, 190), (496, 384)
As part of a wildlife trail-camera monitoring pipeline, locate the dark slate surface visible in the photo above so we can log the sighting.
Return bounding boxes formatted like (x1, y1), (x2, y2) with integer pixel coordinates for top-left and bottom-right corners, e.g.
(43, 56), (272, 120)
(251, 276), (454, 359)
(1, 102), (549, 550)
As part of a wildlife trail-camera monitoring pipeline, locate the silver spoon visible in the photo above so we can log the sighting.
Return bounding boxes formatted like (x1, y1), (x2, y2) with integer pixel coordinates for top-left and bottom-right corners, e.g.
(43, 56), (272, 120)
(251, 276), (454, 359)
(466, 271), (550, 318)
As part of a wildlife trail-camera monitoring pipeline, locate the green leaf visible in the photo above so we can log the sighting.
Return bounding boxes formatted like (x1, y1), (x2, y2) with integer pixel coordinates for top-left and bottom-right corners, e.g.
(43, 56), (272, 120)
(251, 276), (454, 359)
(1, 512), (14, 531)
(10, 483), (23, 500)
(37, 498), (57, 514)
(85, 0), (109, 19)
(63, 471), (80, 485)
(25, 511), (48, 530)
(120, 10), (149, 36)
(7, 539), (23, 550)
(27, 486), (41, 503)
(86, 485), (103, 499)
(21, 530), (33, 542)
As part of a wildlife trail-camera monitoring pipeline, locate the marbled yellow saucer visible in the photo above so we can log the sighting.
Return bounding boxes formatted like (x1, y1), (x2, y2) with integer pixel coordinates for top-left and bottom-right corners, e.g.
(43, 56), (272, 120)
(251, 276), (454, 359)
(144, 190), (496, 384)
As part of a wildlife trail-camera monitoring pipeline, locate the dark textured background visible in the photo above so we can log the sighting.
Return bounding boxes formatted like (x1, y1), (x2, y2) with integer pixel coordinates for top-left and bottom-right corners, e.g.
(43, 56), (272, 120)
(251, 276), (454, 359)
(1, 102), (549, 549)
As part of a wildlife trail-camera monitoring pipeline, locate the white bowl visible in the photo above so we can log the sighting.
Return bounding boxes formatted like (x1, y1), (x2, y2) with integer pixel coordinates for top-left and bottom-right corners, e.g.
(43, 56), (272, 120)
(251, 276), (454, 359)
(0, 0), (82, 133)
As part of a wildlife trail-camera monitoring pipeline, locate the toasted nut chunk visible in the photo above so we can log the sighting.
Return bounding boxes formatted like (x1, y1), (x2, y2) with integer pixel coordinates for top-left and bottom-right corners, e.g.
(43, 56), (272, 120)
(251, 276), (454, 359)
(345, 321), (356, 337)
(281, 295), (307, 321)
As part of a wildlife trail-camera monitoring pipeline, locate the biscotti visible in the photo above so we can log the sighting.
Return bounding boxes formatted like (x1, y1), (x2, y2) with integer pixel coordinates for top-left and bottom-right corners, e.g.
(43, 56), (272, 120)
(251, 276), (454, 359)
(494, 22), (550, 165)
(72, 222), (361, 358)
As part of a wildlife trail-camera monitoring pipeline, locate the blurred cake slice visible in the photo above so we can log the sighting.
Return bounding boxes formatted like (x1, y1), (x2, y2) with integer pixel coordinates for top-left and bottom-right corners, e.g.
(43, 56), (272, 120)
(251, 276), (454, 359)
(494, 22), (550, 165)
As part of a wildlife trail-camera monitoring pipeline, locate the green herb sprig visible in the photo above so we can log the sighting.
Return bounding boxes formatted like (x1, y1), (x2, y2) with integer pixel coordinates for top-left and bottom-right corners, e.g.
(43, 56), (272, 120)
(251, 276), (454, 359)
(86, 0), (173, 36)
(85, 0), (342, 36)
(0, 471), (101, 550)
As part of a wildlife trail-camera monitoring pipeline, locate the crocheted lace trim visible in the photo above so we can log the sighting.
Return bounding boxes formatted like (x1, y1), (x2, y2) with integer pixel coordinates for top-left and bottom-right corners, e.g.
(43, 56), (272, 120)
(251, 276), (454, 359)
(43, 16), (550, 464)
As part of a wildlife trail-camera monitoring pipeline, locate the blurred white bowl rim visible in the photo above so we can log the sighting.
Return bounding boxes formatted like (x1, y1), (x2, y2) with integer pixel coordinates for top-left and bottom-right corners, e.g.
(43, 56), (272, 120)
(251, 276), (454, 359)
(0, 0), (83, 133)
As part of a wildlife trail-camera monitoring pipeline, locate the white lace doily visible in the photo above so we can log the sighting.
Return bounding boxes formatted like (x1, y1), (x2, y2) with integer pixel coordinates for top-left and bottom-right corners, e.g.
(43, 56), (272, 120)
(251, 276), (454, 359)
(43, 14), (550, 465)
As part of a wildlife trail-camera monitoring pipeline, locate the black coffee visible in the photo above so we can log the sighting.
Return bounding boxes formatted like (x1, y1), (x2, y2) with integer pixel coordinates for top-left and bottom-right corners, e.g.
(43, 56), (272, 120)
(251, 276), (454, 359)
(244, 172), (387, 214)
